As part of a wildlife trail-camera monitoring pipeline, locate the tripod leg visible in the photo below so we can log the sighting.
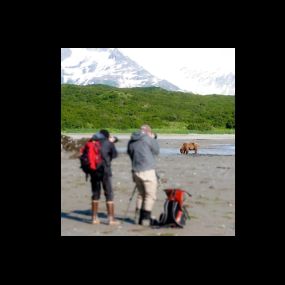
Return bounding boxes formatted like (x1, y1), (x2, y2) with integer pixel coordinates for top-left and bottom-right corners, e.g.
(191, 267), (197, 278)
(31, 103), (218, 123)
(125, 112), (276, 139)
(123, 186), (137, 223)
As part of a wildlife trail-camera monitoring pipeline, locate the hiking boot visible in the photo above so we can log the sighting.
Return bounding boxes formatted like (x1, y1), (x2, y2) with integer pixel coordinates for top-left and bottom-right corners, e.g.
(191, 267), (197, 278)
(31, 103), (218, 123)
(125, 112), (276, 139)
(106, 201), (120, 225)
(91, 200), (100, 224)
(139, 209), (152, 226)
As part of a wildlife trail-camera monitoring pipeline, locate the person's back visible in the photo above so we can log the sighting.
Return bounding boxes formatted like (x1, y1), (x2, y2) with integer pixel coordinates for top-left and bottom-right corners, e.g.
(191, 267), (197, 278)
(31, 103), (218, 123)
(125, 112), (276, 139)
(127, 125), (160, 226)
(128, 131), (159, 172)
(100, 137), (118, 176)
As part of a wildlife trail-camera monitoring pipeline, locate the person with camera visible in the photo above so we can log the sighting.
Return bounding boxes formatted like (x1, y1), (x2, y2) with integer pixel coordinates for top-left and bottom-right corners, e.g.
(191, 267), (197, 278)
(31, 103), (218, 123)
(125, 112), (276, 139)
(90, 129), (120, 225)
(127, 124), (160, 226)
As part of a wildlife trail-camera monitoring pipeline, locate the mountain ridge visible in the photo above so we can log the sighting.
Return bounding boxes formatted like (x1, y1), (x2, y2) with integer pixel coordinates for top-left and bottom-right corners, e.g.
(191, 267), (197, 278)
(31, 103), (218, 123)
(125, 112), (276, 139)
(61, 48), (180, 91)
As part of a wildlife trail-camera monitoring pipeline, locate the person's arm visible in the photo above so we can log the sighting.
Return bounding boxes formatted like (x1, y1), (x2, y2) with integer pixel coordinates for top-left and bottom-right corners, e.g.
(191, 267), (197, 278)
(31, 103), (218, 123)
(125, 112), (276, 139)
(149, 137), (159, 155)
(109, 142), (118, 160)
(127, 141), (133, 159)
(101, 141), (118, 162)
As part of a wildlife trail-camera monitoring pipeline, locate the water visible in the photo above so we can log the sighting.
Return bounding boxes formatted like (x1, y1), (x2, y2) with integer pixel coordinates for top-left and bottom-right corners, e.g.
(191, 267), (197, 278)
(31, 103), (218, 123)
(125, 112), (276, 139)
(117, 144), (235, 156)
(197, 144), (235, 156)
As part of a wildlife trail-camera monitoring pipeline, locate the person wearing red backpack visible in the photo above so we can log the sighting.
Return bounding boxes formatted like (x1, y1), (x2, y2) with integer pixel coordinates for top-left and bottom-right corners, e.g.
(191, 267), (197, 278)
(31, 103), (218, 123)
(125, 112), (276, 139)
(86, 130), (119, 225)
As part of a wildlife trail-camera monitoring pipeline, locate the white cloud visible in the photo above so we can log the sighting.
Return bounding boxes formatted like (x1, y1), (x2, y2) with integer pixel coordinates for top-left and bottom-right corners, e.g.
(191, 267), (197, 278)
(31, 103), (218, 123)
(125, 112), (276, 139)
(118, 48), (235, 94)
(119, 48), (235, 80)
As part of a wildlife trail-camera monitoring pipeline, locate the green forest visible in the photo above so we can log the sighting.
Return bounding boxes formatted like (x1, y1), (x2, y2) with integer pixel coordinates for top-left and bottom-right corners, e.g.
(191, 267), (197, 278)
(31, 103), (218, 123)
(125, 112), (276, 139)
(61, 84), (235, 133)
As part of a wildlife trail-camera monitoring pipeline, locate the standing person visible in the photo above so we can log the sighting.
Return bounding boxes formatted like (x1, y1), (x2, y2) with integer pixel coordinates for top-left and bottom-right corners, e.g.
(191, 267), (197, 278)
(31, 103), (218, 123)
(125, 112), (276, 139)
(127, 124), (160, 226)
(89, 129), (119, 225)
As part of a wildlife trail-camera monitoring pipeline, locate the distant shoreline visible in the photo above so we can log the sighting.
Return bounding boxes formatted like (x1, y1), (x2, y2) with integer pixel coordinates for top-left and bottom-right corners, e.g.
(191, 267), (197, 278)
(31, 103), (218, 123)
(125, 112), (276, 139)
(62, 133), (235, 140)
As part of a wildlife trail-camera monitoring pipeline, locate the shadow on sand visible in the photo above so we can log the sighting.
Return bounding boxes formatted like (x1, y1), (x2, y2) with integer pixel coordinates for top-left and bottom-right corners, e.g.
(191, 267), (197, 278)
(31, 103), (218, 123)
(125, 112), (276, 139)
(61, 209), (135, 225)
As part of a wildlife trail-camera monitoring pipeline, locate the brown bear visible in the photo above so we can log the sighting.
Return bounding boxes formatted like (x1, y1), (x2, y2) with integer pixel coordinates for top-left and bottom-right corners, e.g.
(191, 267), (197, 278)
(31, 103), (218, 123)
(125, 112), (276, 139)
(180, 142), (198, 154)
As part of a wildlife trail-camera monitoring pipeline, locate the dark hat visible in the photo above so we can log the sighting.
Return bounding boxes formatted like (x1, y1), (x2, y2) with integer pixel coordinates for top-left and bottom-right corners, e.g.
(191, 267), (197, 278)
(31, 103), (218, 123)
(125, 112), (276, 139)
(99, 129), (110, 139)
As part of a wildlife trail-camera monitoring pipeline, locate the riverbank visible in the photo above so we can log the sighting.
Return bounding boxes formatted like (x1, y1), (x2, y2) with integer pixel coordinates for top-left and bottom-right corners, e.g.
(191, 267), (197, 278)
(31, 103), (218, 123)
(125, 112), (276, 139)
(61, 136), (235, 236)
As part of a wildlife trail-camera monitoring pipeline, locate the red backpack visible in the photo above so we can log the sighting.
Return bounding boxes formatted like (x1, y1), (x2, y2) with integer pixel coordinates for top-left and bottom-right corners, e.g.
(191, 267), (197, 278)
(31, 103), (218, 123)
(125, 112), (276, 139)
(79, 140), (102, 180)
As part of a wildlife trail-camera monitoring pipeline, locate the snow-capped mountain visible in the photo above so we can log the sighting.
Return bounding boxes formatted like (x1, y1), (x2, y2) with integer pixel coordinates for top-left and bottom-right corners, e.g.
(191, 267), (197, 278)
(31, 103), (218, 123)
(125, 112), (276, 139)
(61, 48), (179, 91)
(175, 67), (235, 95)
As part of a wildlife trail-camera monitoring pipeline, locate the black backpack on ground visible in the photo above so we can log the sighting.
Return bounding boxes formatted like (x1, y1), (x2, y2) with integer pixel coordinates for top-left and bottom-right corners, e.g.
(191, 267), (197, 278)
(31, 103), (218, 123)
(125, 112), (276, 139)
(159, 189), (192, 228)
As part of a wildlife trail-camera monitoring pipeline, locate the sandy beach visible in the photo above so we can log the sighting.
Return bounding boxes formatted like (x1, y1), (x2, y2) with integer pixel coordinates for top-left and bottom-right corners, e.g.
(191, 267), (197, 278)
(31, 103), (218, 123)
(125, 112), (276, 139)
(61, 135), (235, 236)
